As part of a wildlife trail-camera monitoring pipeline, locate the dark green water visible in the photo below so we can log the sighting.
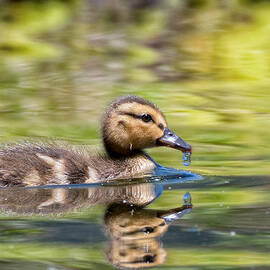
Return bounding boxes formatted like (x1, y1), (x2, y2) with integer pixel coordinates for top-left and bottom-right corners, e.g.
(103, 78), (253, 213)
(0, 0), (270, 269)
(0, 175), (270, 270)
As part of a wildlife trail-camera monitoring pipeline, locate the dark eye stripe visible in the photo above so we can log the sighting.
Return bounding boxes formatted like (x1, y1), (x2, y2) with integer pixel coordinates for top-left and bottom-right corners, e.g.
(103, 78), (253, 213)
(119, 112), (142, 119)
(119, 111), (155, 123)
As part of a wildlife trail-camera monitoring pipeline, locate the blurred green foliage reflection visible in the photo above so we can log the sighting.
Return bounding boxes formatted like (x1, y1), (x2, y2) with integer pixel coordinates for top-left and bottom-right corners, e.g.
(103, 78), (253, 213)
(1, 0), (269, 175)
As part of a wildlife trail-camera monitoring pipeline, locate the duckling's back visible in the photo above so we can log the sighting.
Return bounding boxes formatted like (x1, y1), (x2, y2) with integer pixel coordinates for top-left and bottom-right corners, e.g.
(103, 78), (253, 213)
(0, 143), (90, 187)
(0, 143), (155, 187)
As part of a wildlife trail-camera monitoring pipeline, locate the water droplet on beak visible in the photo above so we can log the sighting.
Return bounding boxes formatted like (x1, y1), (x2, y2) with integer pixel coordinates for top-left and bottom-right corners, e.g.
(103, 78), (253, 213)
(183, 152), (191, 166)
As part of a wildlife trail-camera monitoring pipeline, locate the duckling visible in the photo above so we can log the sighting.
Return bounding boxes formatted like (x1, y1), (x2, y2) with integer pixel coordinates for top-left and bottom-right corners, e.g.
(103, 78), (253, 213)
(0, 95), (191, 187)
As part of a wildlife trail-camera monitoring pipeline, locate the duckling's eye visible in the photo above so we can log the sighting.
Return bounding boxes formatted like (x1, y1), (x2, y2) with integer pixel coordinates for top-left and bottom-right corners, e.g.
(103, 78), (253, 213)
(141, 114), (153, 123)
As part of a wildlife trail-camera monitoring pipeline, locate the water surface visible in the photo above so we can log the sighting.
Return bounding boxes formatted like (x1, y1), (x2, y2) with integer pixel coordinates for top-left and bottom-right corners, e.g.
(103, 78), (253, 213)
(0, 174), (269, 270)
(0, 1), (270, 269)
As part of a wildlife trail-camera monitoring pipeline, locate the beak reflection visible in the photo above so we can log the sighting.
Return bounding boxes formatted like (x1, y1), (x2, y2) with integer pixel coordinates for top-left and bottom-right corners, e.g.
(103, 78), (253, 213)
(158, 192), (193, 223)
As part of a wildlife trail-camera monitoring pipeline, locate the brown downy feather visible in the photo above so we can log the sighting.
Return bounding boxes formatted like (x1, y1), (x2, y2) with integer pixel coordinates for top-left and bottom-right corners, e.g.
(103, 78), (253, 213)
(0, 143), (89, 187)
(0, 142), (154, 187)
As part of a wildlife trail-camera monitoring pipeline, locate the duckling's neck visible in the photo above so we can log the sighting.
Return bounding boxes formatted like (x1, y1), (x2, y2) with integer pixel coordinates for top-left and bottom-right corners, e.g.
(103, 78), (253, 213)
(103, 140), (141, 159)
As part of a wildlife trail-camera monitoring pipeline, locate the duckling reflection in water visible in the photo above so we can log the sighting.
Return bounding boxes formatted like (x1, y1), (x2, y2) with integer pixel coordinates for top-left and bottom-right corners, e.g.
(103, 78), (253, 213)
(0, 182), (162, 214)
(105, 193), (192, 269)
(0, 95), (192, 187)
(0, 182), (192, 269)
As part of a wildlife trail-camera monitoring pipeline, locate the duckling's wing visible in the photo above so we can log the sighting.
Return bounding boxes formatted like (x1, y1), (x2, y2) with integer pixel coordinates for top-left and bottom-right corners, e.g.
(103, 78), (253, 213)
(0, 142), (92, 187)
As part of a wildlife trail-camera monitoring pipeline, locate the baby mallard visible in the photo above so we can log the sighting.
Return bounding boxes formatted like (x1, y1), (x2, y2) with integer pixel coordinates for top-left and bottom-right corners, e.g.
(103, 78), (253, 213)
(0, 95), (191, 187)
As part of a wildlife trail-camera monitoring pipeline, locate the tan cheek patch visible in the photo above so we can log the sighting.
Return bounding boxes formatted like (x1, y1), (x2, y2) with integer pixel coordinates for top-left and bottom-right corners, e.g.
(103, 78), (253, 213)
(131, 125), (163, 147)
(151, 125), (164, 139)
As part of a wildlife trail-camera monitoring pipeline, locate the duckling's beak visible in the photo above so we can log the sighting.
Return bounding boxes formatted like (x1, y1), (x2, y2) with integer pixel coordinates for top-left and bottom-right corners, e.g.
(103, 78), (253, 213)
(156, 127), (192, 153)
(158, 205), (193, 223)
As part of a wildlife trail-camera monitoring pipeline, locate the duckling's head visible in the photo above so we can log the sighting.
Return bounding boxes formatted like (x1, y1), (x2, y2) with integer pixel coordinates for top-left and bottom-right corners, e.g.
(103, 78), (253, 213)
(102, 95), (191, 157)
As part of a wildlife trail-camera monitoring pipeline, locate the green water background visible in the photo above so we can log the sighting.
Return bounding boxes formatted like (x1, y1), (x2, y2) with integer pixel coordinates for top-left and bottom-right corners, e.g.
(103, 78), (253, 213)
(0, 0), (269, 176)
(0, 1), (270, 269)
